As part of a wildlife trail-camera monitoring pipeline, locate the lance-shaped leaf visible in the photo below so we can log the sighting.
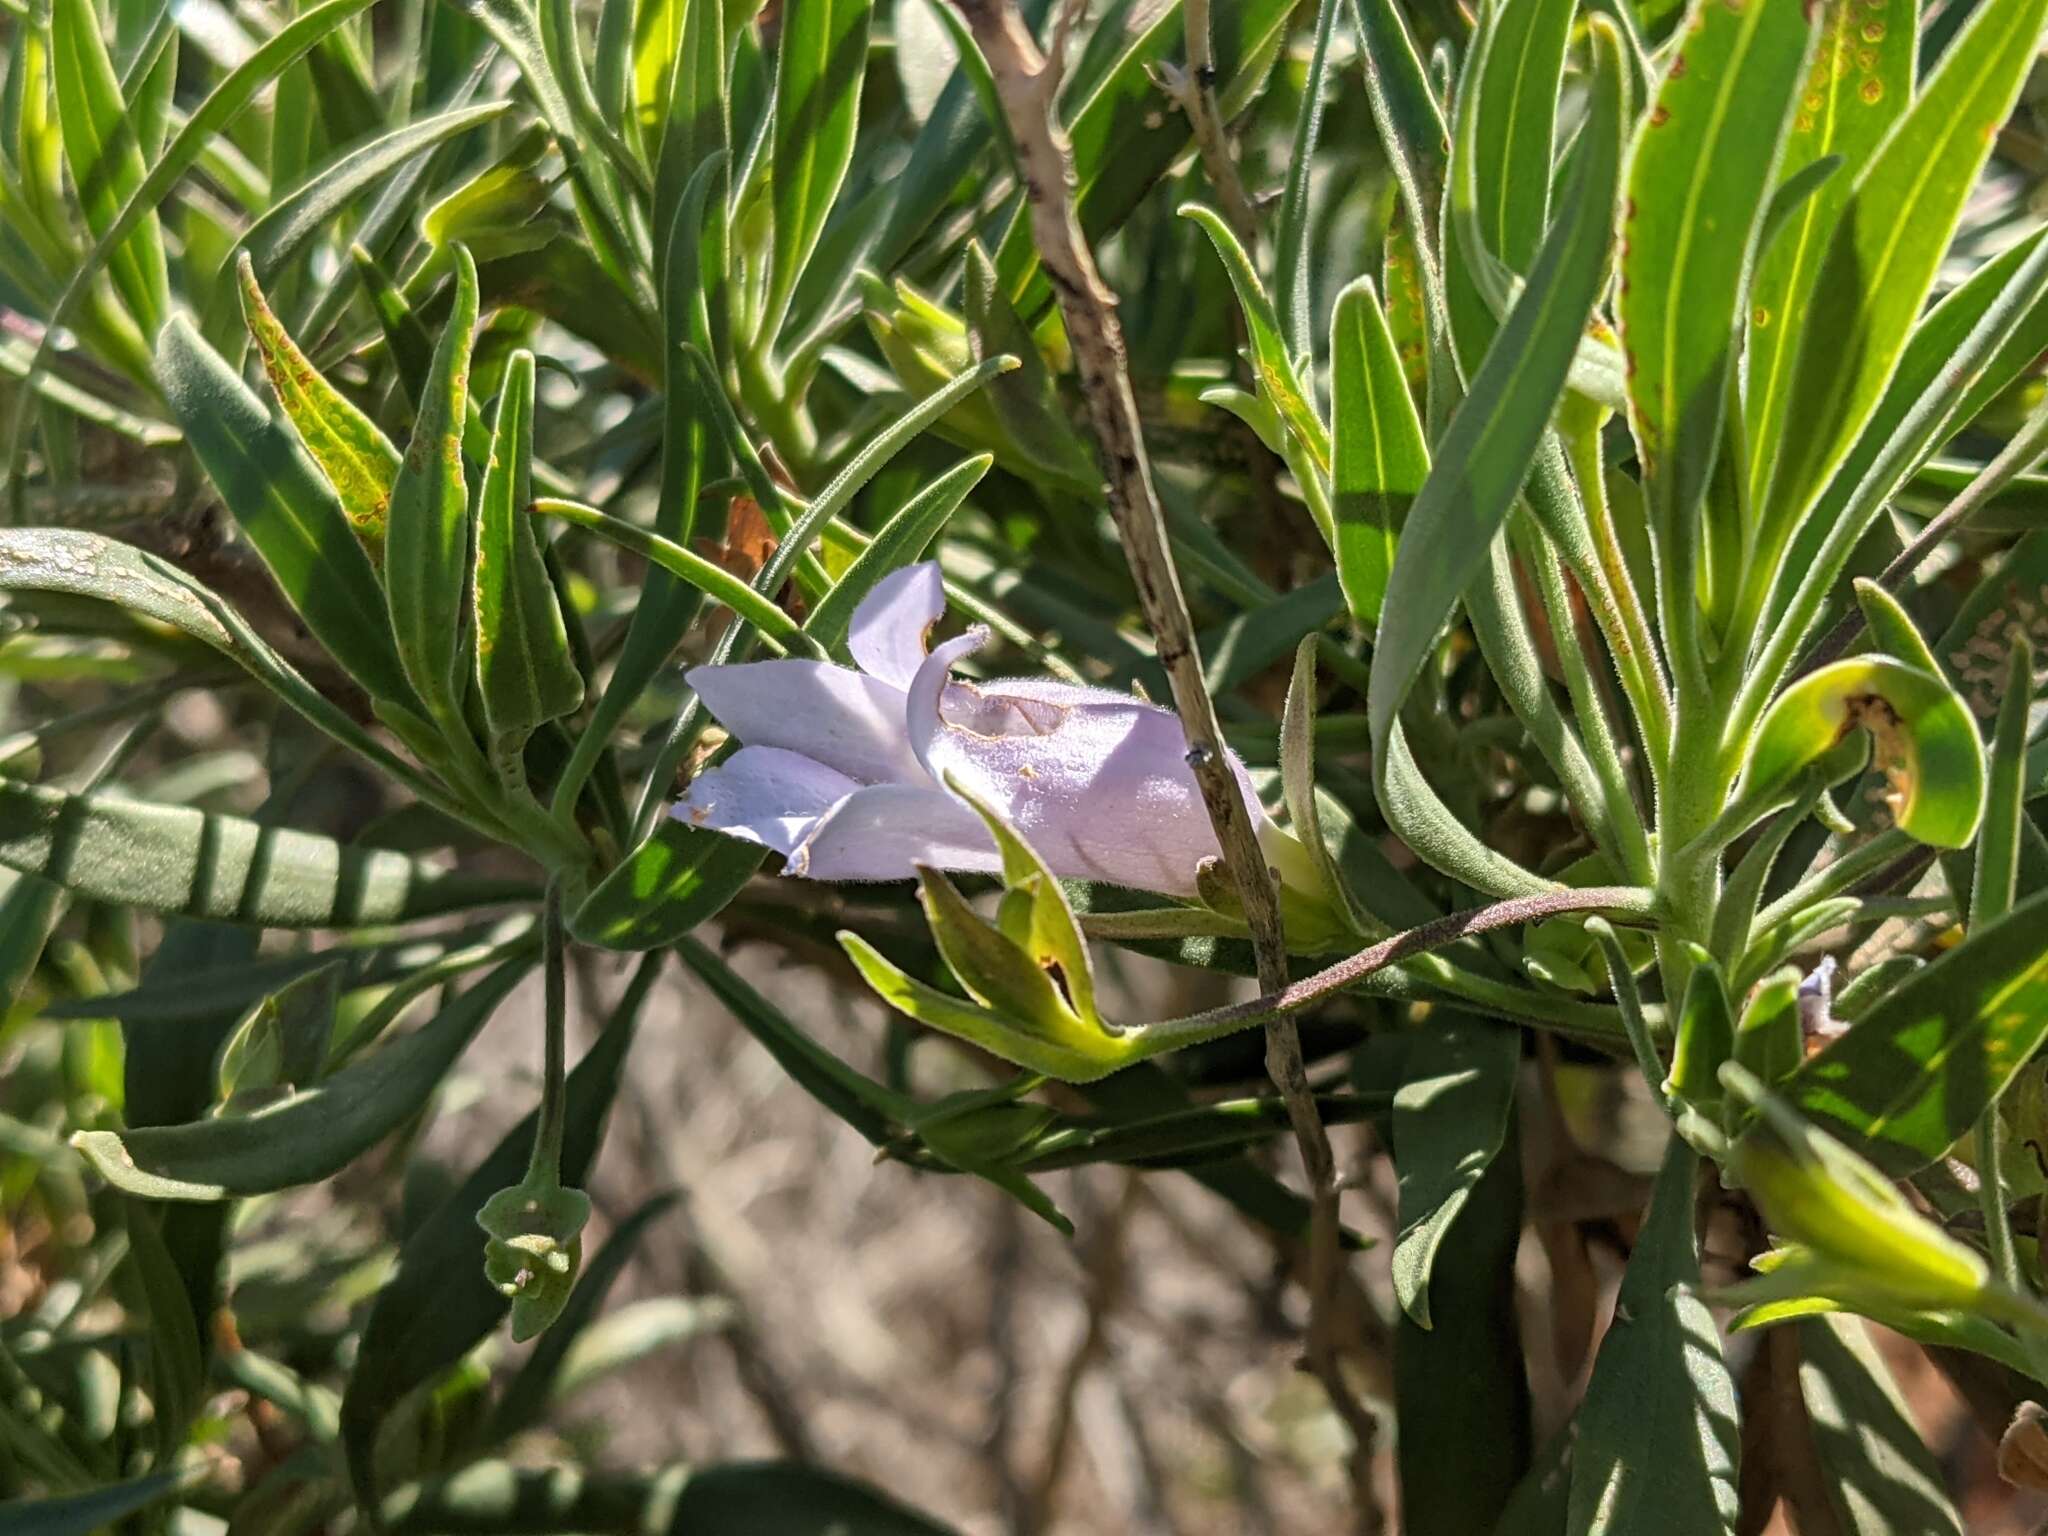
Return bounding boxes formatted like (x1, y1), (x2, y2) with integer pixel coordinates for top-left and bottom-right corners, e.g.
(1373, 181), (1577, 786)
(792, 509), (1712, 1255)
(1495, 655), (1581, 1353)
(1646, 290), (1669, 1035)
(962, 242), (1097, 492)
(1279, 637), (1370, 939)
(1567, 1137), (1740, 1536)
(5, 0), (384, 511)
(839, 928), (1132, 1083)
(1735, 965), (1803, 1086)
(5, 1474), (187, 1536)
(569, 821), (764, 950)
(765, 0), (870, 336)
(237, 256), (400, 567)
(533, 495), (812, 653)
(155, 315), (413, 709)
(1184, 204), (1331, 479)
(1667, 954), (1735, 1110)
(1739, 656), (1984, 849)
(1368, 18), (1622, 765)
(50, 0), (169, 336)
(1330, 277), (1426, 628)
(1390, 1016), (1518, 1328)
(0, 775), (531, 927)
(474, 352), (583, 738)
(1619, 0), (1816, 545)
(386, 244), (481, 719)
(1795, 1315), (1966, 1536)
(72, 960), (526, 1200)
(1724, 1064), (1994, 1314)
(1783, 891), (2048, 1174)
(1741, 0), (1916, 512)
(1464, 0), (1575, 276)
(1763, 0), (2048, 530)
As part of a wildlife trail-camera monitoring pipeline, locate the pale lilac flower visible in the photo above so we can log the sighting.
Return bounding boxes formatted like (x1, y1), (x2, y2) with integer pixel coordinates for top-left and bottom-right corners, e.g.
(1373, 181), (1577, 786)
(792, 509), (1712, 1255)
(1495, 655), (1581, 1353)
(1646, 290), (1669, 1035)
(672, 563), (1274, 896)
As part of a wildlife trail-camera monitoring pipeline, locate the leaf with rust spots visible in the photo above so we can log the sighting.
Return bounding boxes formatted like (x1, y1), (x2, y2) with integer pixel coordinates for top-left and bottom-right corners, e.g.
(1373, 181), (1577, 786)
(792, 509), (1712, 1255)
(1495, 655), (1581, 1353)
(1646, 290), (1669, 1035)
(239, 255), (400, 568)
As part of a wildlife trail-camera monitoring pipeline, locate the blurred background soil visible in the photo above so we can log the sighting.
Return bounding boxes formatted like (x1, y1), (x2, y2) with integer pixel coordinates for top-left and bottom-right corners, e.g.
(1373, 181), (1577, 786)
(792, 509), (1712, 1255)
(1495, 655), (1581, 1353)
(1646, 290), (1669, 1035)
(395, 938), (2048, 1535)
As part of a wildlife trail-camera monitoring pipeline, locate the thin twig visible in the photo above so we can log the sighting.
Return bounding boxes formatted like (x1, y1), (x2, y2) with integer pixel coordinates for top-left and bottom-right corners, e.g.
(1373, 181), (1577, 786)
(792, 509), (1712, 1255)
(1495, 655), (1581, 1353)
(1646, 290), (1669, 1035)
(1141, 886), (1657, 1046)
(1020, 1176), (1138, 1534)
(943, 0), (1377, 1520)
(1155, 0), (1261, 249)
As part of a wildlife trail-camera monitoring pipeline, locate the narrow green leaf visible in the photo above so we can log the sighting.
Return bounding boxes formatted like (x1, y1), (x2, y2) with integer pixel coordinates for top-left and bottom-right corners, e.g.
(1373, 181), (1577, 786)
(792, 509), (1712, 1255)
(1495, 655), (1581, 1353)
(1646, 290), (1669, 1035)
(1567, 1137), (1739, 1536)
(1276, 0), (1343, 365)
(385, 243), (481, 720)
(1971, 639), (2034, 926)
(551, 151), (724, 825)
(533, 496), (811, 652)
(0, 775), (533, 927)
(1736, 966), (1802, 1089)
(963, 241), (1097, 491)
(238, 256), (401, 567)
(3, 1474), (184, 1536)
(1395, 1090), (1530, 1534)
(1763, 0), (2048, 530)
(802, 454), (992, 651)
(1786, 890), (2048, 1173)
(1347, 0), (1450, 275)
(1741, 0), (1916, 511)
(1852, 576), (1943, 675)
(1368, 19), (1621, 763)
(340, 953), (658, 1507)
(676, 935), (910, 1144)
(154, 315), (413, 709)
(0, 529), (447, 806)
(50, 0), (168, 335)
(568, 820), (764, 950)
(1467, 0), (1576, 273)
(1390, 1017), (1518, 1327)
(475, 352), (583, 738)
(1184, 203), (1331, 477)
(1762, 228), (2048, 637)
(765, 0), (870, 335)
(1619, 0), (1816, 547)
(72, 960), (525, 1201)
(1667, 955), (1735, 1108)
(1330, 276), (1427, 626)
(120, 1200), (206, 1449)
(5, 0), (386, 514)
(233, 103), (512, 320)
(1795, 1315), (1964, 1536)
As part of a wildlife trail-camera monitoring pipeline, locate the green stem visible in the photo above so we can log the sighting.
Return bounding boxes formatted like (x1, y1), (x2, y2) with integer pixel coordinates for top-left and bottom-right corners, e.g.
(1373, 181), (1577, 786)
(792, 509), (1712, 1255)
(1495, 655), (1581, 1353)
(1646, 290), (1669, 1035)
(1522, 520), (1654, 883)
(1749, 827), (1911, 936)
(1982, 1113), (2023, 1293)
(527, 883), (568, 1187)
(1564, 421), (1672, 768)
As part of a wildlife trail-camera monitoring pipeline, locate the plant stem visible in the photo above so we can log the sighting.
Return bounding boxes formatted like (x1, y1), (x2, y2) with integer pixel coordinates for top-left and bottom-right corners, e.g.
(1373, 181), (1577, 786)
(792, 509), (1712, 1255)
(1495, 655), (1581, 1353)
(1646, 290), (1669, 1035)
(1135, 886), (1657, 1050)
(1564, 420), (1671, 766)
(527, 883), (569, 1186)
(1166, 0), (1262, 252)
(944, 0), (1376, 1516)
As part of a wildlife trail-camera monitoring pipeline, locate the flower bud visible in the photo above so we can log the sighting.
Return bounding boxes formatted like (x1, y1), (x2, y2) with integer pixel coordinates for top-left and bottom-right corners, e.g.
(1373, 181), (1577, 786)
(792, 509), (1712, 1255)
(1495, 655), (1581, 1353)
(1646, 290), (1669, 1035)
(477, 1181), (592, 1342)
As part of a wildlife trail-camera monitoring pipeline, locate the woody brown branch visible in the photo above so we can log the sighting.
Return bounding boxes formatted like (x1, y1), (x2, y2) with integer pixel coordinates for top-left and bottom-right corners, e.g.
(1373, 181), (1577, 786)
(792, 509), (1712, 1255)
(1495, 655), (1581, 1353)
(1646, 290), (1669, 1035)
(941, 1), (1380, 1525)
